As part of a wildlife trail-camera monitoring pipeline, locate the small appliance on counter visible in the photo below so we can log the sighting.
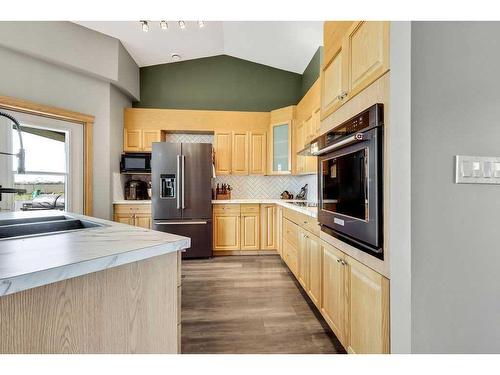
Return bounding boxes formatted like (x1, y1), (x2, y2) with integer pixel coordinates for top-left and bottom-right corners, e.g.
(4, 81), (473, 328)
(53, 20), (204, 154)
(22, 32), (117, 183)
(125, 179), (149, 200)
(280, 191), (294, 200)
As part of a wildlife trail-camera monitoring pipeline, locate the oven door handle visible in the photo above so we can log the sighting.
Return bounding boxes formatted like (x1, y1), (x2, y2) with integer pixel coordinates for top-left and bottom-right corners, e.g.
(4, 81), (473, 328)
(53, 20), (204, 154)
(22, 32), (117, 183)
(312, 132), (373, 156)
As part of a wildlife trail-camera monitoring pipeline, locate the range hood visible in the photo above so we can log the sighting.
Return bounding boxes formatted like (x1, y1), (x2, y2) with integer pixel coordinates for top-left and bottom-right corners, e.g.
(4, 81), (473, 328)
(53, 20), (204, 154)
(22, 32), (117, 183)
(297, 138), (320, 157)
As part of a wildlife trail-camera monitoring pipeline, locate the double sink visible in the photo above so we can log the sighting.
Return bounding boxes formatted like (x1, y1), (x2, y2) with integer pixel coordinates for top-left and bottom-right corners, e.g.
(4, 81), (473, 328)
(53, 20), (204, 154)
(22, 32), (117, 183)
(0, 214), (104, 240)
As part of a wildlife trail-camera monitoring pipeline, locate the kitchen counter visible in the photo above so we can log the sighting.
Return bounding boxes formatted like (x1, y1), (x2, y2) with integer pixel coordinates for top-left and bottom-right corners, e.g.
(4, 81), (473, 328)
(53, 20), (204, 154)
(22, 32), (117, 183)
(0, 210), (190, 297)
(113, 200), (151, 204)
(212, 199), (318, 219)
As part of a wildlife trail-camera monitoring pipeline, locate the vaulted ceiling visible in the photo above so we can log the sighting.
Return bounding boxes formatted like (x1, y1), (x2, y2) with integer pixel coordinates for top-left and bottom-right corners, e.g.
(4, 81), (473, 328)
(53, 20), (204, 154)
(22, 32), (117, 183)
(74, 21), (323, 73)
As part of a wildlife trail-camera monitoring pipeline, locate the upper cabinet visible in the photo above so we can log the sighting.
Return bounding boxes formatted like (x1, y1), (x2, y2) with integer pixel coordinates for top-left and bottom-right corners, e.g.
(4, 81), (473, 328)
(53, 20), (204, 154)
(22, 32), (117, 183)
(231, 131), (249, 175)
(214, 131), (232, 175)
(249, 132), (267, 175)
(321, 21), (390, 120)
(123, 129), (161, 152)
(269, 121), (292, 174)
(215, 131), (267, 176)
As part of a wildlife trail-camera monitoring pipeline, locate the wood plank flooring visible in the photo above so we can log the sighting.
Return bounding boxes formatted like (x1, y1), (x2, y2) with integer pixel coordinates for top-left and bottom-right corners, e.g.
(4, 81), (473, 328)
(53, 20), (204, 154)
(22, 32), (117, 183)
(181, 255), (346, 354)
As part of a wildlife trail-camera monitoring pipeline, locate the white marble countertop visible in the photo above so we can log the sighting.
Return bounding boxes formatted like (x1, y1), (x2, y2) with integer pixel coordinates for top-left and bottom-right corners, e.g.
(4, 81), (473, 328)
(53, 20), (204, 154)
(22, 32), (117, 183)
(0, 210), (190, 297)
(212, 199), (318, 218)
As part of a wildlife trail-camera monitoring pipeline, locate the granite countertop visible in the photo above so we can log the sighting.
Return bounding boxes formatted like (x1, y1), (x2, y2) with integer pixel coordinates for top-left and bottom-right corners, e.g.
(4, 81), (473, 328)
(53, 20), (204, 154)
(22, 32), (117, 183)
(0, 210), (190, 297)
(212, 199), (318, 218)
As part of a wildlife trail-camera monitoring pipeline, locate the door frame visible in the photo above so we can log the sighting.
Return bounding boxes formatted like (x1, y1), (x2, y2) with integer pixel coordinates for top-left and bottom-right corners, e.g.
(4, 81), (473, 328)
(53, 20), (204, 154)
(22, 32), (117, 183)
(0, 95), (94, 215)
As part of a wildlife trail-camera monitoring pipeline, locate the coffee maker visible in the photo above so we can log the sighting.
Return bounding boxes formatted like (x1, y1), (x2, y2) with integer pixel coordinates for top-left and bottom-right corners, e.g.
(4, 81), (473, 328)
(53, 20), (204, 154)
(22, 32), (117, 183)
(125, 179), (149, 200)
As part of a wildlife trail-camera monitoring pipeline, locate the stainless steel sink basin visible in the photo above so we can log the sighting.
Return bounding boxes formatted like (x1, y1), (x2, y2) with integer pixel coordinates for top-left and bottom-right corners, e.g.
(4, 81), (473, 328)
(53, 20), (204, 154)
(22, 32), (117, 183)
(0, 215), (104, 240)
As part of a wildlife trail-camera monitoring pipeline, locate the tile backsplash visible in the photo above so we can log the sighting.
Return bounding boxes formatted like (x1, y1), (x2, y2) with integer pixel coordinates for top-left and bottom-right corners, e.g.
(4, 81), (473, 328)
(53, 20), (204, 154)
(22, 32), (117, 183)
(115, 132), (318, 202)
(214, 174), (317, 201)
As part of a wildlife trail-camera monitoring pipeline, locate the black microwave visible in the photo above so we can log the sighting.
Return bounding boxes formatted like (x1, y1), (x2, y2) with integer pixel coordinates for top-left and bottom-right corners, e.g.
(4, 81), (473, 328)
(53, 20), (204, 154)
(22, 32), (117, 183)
(120, 153), (151, 173)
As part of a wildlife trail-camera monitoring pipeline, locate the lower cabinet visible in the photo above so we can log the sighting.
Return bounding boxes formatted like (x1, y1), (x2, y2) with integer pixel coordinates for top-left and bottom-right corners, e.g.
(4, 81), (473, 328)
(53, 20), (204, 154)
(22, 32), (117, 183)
(297, 228), (310, 290)
(240, 205), (260, 251)
(346, 256), (390, 354)
(260, 204), (277, 250)
(322, 241), (347, 345)
(213, 214), (240, 250)
(213, 204), (275, 254)
(113, 204), (152, 229)
(307, 234), (322, 307)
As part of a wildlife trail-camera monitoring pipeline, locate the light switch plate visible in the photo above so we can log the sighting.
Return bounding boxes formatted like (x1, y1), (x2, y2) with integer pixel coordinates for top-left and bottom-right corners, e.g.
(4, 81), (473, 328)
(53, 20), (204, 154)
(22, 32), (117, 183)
(455, 155), (500, 184)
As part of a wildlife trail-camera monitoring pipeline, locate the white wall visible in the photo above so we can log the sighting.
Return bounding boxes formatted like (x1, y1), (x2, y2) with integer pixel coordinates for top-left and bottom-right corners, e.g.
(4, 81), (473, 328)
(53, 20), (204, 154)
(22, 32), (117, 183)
(411, 21), (500, 353)
(0, 22), (139, 99)
(0, 44), (133, 219)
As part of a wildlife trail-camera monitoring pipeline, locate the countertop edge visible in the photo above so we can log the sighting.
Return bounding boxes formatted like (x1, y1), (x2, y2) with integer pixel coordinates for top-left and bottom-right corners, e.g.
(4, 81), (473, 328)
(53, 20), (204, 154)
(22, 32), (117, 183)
(0, 238), (190, 298)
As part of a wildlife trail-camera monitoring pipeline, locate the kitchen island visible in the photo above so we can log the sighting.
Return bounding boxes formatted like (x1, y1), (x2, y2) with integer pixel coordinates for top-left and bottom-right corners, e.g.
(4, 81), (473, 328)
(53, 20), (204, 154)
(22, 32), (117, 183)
(0, 210), (190, 354)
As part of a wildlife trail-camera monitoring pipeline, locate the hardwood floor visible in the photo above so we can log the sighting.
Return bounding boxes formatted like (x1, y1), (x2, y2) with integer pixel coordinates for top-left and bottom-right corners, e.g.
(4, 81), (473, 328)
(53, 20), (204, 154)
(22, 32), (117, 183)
(181, 255), (346, 354)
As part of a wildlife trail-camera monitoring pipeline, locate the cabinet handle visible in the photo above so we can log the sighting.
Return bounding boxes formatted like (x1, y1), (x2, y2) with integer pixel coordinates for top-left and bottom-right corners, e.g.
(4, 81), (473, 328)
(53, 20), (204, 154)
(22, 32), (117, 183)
(303, 221), (307, 224)
(340, 260), (347, 266)
(336, 258), (341, 263)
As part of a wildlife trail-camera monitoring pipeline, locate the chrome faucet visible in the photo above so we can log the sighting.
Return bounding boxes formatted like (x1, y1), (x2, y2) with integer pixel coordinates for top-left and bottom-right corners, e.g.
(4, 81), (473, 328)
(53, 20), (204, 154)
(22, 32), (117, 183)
(0, 111), (27, 201)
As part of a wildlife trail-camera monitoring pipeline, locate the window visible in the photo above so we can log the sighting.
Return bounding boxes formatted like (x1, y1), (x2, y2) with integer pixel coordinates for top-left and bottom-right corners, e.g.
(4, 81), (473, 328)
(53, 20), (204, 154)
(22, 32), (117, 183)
(0, 110), (83, 213)
(12, 127), (68, 212)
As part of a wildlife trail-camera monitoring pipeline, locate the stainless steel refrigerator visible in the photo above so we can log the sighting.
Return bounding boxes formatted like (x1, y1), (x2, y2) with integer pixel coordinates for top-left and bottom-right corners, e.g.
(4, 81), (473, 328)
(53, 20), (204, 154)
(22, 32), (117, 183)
(152, 142), (213, 258)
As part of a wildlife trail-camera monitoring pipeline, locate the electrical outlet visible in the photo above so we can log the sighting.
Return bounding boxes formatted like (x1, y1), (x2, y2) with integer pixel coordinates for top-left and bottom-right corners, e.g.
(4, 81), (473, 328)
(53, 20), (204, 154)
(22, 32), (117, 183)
(455, 155), (500, 184)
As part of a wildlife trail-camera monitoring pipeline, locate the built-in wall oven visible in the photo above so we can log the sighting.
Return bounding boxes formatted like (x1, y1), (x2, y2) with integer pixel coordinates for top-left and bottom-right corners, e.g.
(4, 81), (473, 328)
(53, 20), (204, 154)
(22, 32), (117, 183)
(312, 104), (383, 258)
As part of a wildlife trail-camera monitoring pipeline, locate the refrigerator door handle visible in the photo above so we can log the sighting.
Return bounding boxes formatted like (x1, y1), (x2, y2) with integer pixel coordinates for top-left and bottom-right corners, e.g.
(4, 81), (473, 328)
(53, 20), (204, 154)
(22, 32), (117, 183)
(176, 155), (181, 209)
(154, 221), (208, 225)
(182, 154), (186, 209)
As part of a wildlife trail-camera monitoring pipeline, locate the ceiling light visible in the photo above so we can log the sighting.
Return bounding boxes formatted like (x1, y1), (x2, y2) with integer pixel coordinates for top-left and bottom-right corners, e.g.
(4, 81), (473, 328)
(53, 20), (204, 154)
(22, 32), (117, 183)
(140, 21), (149, 32)
(198, 21), (205, 28)
(178, 21), (186, 29)
(160, 20), (168, 30)
(171, 53), (181, 62)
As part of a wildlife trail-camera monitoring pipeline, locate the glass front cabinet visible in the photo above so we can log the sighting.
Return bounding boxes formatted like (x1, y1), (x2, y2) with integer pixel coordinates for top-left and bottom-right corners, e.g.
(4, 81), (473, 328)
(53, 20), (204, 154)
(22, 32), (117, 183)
(270, 121), (291, 174)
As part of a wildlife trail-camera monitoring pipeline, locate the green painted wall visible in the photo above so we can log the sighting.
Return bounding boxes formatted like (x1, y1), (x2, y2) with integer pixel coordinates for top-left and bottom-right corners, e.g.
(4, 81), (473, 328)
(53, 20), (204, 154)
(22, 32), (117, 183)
(300, 46), (323, 97)
(134, 54), (302, 111)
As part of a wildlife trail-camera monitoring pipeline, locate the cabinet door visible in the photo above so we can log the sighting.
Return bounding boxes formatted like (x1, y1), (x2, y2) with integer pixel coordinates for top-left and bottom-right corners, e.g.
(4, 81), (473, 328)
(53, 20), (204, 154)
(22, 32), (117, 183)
(276, 206), (283, 256)
(321, 241), (346, 345)
(270, 122), (291, 174)
(297, 229), (310, 290)
(231, 131), (249, 175)
(142, 130), (162, 152)
(135, 214), (152, 229)
(308, 234), (321, 308)
(213, 214), (240, 250)
(295, 121), (305, 174)
(304, 115), (313, 144)
(321, 46), (346, 119)
(123, 129), (142, 152)
(214, 132), (232, 175)
(249, 132), (267, 175)
(114, 214), (134, 226)
(240, 213), (259, 251)
(346, 21), (390, 100)
(260, 204), (277, 250)
(313, 108), (321, 138)
(346, 256), (390, 354)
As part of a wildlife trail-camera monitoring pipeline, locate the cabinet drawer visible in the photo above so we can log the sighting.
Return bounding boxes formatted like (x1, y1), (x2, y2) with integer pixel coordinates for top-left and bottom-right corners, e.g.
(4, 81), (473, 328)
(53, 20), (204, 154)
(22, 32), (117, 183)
(114, 204), (151, 214)
(240, 204), (260, 214)
(213, 204), (241, 214)
(283, 218), (299, 249)
(283, 208), (320, 237)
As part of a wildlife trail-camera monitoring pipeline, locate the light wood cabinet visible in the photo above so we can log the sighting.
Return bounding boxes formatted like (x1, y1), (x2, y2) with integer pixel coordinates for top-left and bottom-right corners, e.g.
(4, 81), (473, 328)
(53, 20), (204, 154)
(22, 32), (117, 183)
(213, 214), (240, 250)
(113, 204), (152, 229)
(249, 132), (267, 175)
(297, 229), (310, 290)
(123, 129), (161, 152)
(322, 241), (347, 345)
(276, 206), (283, 256)
(308, 233), (322, 307)
(214, 132), (232, 175)
(240, 205), (260, 251)
(231, 131), (249, 175)
(260, 204), (277, 250)
(346, 21), (390, 101)
(215, 131), (266, 176)
(123, 129), (143, 152)
(321, 21), (389, 120)
(269, 121), (292, 174)
(346, 255), (390, 354)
